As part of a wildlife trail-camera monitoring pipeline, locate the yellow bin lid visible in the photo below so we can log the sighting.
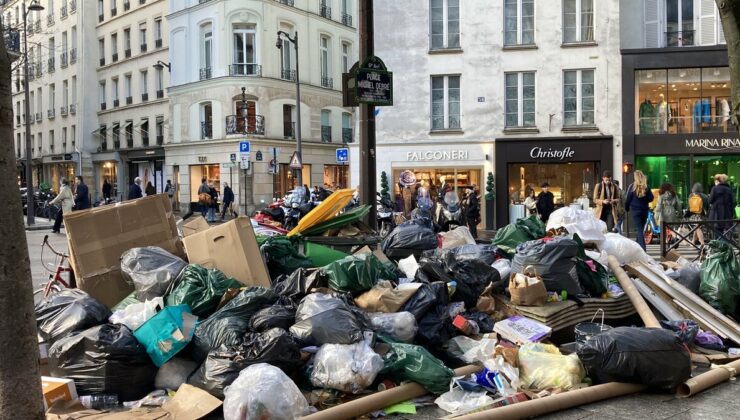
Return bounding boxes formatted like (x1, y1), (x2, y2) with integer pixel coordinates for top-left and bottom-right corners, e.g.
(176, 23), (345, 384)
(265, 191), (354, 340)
(287, 189), (356, 237)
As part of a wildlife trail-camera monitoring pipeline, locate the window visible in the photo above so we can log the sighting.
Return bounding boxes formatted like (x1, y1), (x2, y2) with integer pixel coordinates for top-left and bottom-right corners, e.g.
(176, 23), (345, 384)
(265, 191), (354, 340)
(666, 0), (695, 46)
(563, 69), (594, 126)
(139, 22), (147, 52)
(321, 110), (332, 142)
(62, 80), (68, 108)
(99, 81), (106, 109)
(155, 67), (164, 95)
(110, 0), (117, 15)
(124, 74), (132, 101)
(280, 34), (294, 80)
(156, 116), (164, 144)
(283, 104), (295, 138)
(124, 28), (131, 55)
(200, 102), (213, 139)
(112, 77), (119, 103)
(49, 84), (55, 111)
(320, 36), (331, 87)
(505, 72), (535, 127)
(430, 0), (460, 49)
(563, 0), (594, 43)
(111, 33), (118, 60)
(140, 70), (148, 99)
(125, 120), (133, 146)
(98, 38), (105, 65)
(141, 118), (149, 145)
(431, 75), (461, 130)
(504, 0), (534, 46)
(341, 42), (350, 73)
(112, 123), (120, 148)
(201, 23), (212, 72)
(154, 18), (162, 46)
(62, 128), (67, 149)
(341, 0), (352, 25)
(232, 24), (257, 75)
(98, 0), (103, 21)
(71, 125), (75, 147)
(342, 112), (353, 143)
(50, 130), (54, 152)
(70, 76), (76, 107)
(62, 31), (68, 54)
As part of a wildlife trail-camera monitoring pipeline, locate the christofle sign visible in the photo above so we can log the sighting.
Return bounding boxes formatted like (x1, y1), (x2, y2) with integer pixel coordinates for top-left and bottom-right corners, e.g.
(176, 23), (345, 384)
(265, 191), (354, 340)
(407, 150), (469, 161)
(529, 146), (575, 160)
(685, 137), (740, 151)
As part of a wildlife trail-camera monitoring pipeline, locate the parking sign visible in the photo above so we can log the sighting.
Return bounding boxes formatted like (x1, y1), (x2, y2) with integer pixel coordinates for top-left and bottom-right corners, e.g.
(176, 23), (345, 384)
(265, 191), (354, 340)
(239, 141), (251, 153)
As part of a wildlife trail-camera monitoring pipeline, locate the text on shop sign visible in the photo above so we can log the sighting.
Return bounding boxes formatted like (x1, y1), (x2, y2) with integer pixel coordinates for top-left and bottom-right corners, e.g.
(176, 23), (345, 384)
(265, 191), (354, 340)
(407, 151), (469, 161)
(529, 146), (575, 160)
(685, 137), (740, 151)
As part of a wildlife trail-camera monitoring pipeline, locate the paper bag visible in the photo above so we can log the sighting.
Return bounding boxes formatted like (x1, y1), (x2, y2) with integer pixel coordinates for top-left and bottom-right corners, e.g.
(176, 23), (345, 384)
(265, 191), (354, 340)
(509, 267), (547, 307)
(354, 281), (422, 312)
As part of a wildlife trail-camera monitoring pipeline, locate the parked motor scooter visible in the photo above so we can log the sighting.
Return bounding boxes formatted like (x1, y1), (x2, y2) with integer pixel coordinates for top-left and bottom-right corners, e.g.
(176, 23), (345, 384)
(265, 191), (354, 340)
(411, 187), (438, 231)
(283, 189), (314, 231)
(376, 193), (395, 237)
(437, 190), (463, 231)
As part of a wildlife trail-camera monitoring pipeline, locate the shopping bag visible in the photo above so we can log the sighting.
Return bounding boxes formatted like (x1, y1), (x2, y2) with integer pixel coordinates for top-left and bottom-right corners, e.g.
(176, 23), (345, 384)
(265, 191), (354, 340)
(509, 266), (547, 306)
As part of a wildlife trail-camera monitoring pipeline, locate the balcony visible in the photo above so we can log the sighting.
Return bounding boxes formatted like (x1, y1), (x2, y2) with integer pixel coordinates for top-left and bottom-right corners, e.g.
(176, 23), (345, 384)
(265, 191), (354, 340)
(124, 0), (130, 11)
(140, 43), (147, 53)
(113, 99), (120, 108)
(280, 0), (295, 5)
(125, 48), (131, 58)
(35, 63), (42, 78)
(69, 104), (76, 114)
(142, 135), (149, 147)
(342, 13), (353, 27)
(47, 109), (55, 119)
(321, 125), (332, 143)
(342, 128), (353, 143)
(70, 48), (77, 63)
(112, 53), (118, 62)
(225, 115), (265, 135)
(126, 96), (132, 105)
(100, 102), (106, 111)
(126, 136), (133, 148)
(114, 140), (121, 149)
(156, 135), (164, 145)
(666, 30), (695, 47)
(320, 3), (332, 19)
(101, 141), (108, 151)
(61, 5), (67, 18)
(201, 122), (212, 139)
(155, 39), (162, 48)
(98, 14), (104, 23)
(47, 58), (55, 73)
(100, 58), (105, 66)
(228, 64), (262, 77)
(60, 52), (68, 67)
(60, 106), (67, 116)
(321, 76), (333, 89)
(111, 8), (117, 17)
(141, 93), (148, 102)
(281, 69), (296, 81)
(199, 67), (212, 80)
(156, 89), (164, 99)
(283, 121), (295, 139)
(47, 14), (54, 27)
(70, 0), (76, 13)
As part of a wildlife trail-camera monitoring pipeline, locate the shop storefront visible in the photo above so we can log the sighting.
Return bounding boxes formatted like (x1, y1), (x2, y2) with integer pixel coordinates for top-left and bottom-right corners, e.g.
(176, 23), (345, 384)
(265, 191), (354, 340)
(43, 154), (77, 192)
(125, 148), (165, 195)
(494, 137), (613, 227)
(189, 163), (221, 202)
(92, 151), (123, 202)
(323, 164), (349, 190)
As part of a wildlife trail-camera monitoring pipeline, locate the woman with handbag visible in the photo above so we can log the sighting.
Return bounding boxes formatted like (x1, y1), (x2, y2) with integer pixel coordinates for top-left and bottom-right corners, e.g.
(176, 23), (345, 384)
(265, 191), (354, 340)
(197, 178), (211, 219)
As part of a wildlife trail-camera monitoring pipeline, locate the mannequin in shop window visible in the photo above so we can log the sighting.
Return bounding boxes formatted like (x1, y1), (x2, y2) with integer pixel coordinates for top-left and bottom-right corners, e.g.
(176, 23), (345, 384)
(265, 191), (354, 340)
(639, 97), (657, 134)
(657, 94), (669, 134)
(720, 98), (731, 132)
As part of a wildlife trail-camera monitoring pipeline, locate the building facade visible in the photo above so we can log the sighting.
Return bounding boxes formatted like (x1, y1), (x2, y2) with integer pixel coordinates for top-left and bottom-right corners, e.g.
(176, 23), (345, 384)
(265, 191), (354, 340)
(166, 0), (357, 214)
(621, 0), (731, 204)
(352, 0), (623, 228)
(93, 0), (170, 200)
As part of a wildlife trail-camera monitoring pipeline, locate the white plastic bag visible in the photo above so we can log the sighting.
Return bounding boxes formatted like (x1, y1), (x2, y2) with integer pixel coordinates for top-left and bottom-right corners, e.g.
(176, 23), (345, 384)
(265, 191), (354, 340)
(546, 207), (607, 244)
(440, 226), (477, 249)
(483, 356), (520, 397)
(449, 336), (498, 364)
(597, 233), (652, 265)
(397, 255), (420, 279)
(311, 341), (384, 394)
(223, 363), (308, 420)
(154, 357), (198, 391)
(109, 297), (163, 330)
(368, 312), (418, 343)
(518, 343), (585, 391)
(435, 381), (494, 413)
(492, 259), (512, 280)
(585, 249), (609, 270)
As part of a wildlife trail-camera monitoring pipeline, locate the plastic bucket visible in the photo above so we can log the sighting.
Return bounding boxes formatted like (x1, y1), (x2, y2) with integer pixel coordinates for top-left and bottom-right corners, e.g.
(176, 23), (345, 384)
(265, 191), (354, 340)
(575, 309), (612, 351)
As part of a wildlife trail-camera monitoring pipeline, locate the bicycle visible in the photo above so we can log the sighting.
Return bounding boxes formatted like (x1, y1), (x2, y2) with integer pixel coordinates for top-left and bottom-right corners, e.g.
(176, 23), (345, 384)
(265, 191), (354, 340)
(35, 234), (75, 299)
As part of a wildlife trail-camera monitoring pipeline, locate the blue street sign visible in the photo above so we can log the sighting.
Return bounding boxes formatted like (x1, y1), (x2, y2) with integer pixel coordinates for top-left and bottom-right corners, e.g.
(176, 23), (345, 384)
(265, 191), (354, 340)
(336, 148), (349, 163)
(239, 141), (251, 153)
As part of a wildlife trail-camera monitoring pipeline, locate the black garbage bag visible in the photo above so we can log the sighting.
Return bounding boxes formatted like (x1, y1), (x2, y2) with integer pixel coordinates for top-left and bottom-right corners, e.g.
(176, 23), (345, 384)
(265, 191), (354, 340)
(463, 312), (495, 333)
(289, 293), (363, 345)
(49, 323), (157, 401)
(577, 327), (691, 391)
(35, 289), (111, 346)
(440, 244), (502, 266)
(249, 297), (296, 332)
(191, 287), (278, 362)
(260, 236), (313, 280)
(511, 238), (582, 296)
(121, 247), (187, 301)
(446, 259), (499, 309)
(165, 264), (242, 318)
(381, 219), (438, 253)
(666, 264), (701, 295)
(324, 253), (398, 294)
(416, 282), (455, 347)
(399, 282), (437, 320)
(660, 319), (700, 344)
(189, 328), (302, 399)
(273, 268), (327, 303)
(415, 258), (454, 284)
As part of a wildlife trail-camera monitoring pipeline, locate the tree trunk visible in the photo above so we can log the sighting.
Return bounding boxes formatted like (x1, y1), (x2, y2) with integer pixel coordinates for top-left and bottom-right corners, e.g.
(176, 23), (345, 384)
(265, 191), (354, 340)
(717, 0), (740, 129)
(0, 25), (45, 420)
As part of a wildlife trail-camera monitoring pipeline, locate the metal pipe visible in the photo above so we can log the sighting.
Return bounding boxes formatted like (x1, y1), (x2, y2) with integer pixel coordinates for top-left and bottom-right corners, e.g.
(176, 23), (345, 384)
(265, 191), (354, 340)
(23, 1), (36, 225)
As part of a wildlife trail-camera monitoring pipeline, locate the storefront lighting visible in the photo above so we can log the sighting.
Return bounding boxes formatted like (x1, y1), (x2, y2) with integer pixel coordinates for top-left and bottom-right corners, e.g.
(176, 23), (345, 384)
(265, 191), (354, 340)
(622, 162), (633, 174)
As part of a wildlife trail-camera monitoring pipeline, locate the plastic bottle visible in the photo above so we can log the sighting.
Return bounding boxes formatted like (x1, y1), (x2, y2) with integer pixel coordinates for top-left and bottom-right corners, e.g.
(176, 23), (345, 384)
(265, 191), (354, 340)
(80, 394), (119, 410)
(447, 281), (457, 297)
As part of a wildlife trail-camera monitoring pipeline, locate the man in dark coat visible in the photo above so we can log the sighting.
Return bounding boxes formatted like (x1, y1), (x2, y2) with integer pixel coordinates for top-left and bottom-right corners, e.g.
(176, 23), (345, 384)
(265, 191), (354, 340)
(102, 178), (112, 202)
(709, 174), (735, 241)
(73, 176), (91, 210)
(465, 188), (480, 238)
(128, 177), (143, 200)
(220, 182), (237, 220)
(536, 182), (555, 224)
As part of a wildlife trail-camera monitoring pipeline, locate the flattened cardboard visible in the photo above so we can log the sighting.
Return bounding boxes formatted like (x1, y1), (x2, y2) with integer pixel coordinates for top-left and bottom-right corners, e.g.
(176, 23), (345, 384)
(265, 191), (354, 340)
(181, 216), (210, 238)
(183, 217), (270, 287)
(161, 384), (222, 419)
(42, 377), (78, 410)
(64, 195), (183, 307)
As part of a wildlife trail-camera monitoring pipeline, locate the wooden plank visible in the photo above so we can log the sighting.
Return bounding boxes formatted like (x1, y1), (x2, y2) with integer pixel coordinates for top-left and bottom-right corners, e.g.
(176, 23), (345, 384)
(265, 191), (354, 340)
(632, 278), (683, 321)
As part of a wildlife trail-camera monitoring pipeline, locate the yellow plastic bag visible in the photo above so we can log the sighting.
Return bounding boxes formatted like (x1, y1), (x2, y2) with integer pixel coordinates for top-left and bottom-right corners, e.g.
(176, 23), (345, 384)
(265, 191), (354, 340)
(518, 343), (585, 391)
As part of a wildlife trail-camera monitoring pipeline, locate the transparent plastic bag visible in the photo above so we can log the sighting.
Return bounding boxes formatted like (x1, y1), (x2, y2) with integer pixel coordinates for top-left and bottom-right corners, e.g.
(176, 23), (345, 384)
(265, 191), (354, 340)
(109, 297), (164, 331)
(449, 336), (498, 364)
(492, 259), (512, 280)
(311, 341), (384, 394)
(397, 255), (420, 279)
(518, 343), (585, 391)
(482, 356), (520, 397)
(154, 357), (198, 391)
(435, 384), (493, 414)
(223, 363), (308, 420)
(121, 247), (187, 301)
(598, 233), (652, 265)
(368, 312), (418, 343)
(440, 226), (476, 249)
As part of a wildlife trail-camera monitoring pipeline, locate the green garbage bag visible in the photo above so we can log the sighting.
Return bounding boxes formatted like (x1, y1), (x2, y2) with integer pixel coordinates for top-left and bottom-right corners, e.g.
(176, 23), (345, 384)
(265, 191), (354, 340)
(260, 236), (313, 280)
(573, 234), (608, 297)
(379, 337), (454, 394)
(323, 253), (398, 294)
(493, 215), (545, 256)
(165, 265), (241, 318)
(700, 240), (740, 314)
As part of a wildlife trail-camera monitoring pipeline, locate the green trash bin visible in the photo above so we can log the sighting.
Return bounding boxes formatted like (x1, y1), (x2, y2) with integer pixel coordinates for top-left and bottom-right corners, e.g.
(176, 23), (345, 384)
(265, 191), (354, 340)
(303, 241), (351, 267)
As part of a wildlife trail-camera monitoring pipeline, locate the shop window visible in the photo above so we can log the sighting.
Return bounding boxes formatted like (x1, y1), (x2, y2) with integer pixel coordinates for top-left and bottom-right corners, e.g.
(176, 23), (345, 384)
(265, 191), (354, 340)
(189, 164), (220, 202)
(505, 71), (535, 127)
(324, 165), (349, 189)
(431, 75), (461, 131)
(563, 69), (594, 127)
(701, 67), (732, 132)
(507, 163), (597, 207)
(636, 69), (668, 134)
(504, 0), (534, 46)
(563, 0), (594, 43)
(635, 156), (691, 204)
(430, 0), (460, 50)
(693, 156), (740, 200)
(277, 164), (311, 198)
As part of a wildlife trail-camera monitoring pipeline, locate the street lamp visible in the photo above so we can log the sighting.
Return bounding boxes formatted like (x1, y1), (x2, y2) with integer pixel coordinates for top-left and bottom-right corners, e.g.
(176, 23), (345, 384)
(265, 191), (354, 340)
(23, 0), (44, 225)
(153, 60), (171, 72)
(276, 30), (303, 186)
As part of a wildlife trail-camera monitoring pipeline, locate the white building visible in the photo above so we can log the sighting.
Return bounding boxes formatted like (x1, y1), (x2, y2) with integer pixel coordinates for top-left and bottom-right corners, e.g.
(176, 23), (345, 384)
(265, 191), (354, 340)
(166, 0), (358, 214)
(351, 0), (623, 228)
(93, 0), (170, 200)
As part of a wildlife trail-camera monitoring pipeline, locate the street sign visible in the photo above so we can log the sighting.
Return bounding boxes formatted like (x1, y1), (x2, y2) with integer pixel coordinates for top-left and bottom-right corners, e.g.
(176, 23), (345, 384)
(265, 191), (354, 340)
(230, 153), (237, 162)
(239, 141), (251, 153)
(336, 148), (349, 164)
(289, 152), (302, 169)
(221, 162), (236, 169)
(355, 56), (393, 106)
(240, 156), (250, 170)
(256, 151), (263, 161)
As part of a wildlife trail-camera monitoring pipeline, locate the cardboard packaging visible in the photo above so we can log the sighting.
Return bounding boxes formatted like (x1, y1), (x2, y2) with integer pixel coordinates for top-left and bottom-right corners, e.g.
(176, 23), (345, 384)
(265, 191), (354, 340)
(42, 377), (78, 410)
(180, 216), (210, 238)
(183, 217), (271, 288)
(64, 195), (184, 308)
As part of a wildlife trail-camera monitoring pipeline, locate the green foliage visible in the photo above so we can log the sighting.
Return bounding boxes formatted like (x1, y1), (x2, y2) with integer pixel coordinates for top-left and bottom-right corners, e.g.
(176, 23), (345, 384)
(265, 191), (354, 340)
(380, 171), (391, 200)
(484, 172), (495, 200)
(39, 181), (51, 192)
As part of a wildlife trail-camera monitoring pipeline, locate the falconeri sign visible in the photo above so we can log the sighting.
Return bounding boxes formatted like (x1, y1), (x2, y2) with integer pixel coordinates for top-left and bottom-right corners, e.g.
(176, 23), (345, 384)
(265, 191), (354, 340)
(407, 150), (469, 161)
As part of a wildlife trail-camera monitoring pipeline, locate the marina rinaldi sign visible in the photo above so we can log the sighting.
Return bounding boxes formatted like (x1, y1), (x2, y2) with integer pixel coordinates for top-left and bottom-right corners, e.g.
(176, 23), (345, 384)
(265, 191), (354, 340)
(355, 56), (393, 106)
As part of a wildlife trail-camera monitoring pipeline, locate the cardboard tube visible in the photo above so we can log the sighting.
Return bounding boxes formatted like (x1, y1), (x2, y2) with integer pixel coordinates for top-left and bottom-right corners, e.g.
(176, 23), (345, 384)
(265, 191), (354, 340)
(608, 256), (661, 328)
(456, 382), (647, 420)
(302, 365), (482, 420)
(677, 359), (740, 398)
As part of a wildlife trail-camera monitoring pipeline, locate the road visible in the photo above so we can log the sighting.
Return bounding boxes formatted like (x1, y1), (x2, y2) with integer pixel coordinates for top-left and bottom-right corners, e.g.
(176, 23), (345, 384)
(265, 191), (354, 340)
(27, 228), (70, 294)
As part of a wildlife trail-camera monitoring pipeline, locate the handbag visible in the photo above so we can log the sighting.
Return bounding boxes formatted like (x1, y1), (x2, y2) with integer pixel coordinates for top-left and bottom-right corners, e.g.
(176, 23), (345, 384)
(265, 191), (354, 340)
(509, 265), (548, 307)
(198, 192), (212, 205)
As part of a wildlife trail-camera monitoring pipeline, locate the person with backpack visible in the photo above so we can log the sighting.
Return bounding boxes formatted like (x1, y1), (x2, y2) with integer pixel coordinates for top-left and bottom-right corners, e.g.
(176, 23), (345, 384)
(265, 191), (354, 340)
(687, 182), (709, 246)
(655, 182), (682, 243)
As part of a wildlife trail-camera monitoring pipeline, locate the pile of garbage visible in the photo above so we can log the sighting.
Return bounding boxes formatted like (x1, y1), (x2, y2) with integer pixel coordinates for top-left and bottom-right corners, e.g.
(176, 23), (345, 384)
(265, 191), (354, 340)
(38, 196), (740, 419)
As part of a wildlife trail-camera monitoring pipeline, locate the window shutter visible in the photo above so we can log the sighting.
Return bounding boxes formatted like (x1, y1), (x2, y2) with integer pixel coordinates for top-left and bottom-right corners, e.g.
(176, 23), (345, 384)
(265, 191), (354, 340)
(643, 0), (661, 47)
(717, 8), (726, 44)
(699, 0), (717, 46)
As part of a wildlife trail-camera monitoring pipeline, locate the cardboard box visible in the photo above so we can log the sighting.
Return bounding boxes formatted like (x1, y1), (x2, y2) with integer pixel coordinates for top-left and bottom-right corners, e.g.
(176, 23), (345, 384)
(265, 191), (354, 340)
(64, 194), (184, 308)
(181, 216), (210, 237)
(42, 377), (78, 410)
(183, 217), (271, 287)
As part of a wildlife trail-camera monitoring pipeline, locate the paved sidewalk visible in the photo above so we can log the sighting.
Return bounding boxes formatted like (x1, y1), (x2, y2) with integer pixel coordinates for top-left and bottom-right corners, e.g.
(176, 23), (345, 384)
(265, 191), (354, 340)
(24, 217), (55, 231)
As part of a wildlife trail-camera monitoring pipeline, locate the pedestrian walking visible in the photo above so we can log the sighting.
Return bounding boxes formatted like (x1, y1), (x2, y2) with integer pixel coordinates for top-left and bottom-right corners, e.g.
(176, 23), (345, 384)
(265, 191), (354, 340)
(207, 184), (219, 222)
(49, 179), (74, 233)
(465, 187), (480, 238)
(536, 182), (555, 224)
(73, 176), (91, 210)
(687, 182), (709, 246)
(128, 177), (143, 200)
(523, 185), (538, 216)
(625, 170), (655, 250)
(655, 182), (682, 243)
(145, 181), (156, 196)
(165, 180), (175, 209)
(708, 173), (735, 241)
(613, 180), (626, 234)
(221, 182), (237, 220)
(102, 178), (112, 203)
(593, 171), (618, 232)
(197, 178), (211, 218)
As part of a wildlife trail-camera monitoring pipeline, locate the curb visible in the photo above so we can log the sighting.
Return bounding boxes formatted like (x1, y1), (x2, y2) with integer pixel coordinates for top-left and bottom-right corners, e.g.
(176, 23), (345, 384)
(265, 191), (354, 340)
(25, 225), (53, 231)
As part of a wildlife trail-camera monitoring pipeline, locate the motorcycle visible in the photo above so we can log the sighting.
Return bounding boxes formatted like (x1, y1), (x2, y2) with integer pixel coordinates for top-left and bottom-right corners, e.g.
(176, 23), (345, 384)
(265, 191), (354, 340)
(283, 189), (314, 231)
(410, 187), (438, 231)
(437, 190), (463, 231)
(376, 193), (395, 237)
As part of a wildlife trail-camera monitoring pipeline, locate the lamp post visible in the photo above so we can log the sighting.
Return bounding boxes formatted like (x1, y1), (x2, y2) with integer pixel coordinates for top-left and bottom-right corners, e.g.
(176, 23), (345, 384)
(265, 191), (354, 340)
(276, 30), (302, 186)
(153, 60), (171, 72)
(23, 0), (44, 225)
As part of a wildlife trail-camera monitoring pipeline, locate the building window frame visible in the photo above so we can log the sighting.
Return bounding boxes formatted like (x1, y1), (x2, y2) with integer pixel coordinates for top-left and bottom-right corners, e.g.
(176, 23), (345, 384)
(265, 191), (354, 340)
(430, 74), (461, 131)
(504, 0), (535, 46)
(562, 0), (594, 44)
(505, 71), (536, 128)
(430, 0), (460, 50)
(563, 68), (595, 127)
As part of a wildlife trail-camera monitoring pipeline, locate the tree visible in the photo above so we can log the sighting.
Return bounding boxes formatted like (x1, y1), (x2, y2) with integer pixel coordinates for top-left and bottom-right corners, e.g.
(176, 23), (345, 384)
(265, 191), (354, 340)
(0, 27), (44, 419)
(717, 0), (740, 129)
(380, 171), (391, 201)
(485, 172), (495, 201)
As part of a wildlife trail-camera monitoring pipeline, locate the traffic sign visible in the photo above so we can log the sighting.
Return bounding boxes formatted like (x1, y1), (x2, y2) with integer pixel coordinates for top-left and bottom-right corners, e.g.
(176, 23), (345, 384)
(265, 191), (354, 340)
(239, 141), (251, 153)
(289, 152), (302, 169)
(230, 153), (237, 162)
(240, 156), (250, 170)
(336, 148), (349, 163)
(221, 162), (236, 169)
